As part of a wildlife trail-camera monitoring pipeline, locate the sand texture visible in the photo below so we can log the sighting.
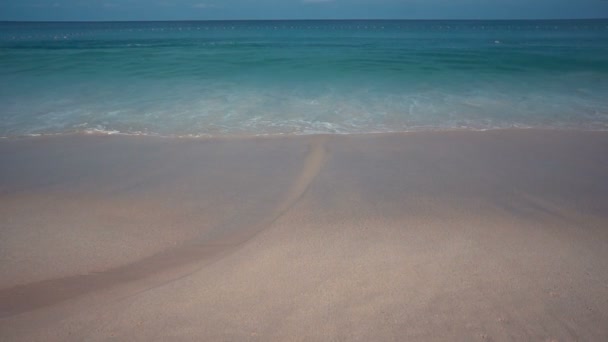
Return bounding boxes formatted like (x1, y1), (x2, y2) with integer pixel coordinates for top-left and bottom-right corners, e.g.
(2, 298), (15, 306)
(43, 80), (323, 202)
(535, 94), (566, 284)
(1, 130), (608, 341)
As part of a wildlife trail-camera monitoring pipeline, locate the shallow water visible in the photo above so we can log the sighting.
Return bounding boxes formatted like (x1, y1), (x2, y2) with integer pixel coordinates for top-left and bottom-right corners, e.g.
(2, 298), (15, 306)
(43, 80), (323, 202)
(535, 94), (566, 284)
(1, 20), (608, 136)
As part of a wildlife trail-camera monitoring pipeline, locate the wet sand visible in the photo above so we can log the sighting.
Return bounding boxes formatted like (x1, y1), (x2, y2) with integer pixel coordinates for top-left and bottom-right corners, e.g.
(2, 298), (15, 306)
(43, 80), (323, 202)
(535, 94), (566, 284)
(1, 130), (608, 341)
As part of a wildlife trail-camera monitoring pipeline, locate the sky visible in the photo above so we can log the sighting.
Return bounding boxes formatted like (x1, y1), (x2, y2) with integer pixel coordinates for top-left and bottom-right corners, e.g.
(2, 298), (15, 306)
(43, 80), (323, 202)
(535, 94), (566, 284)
(1, 0), (608, 21)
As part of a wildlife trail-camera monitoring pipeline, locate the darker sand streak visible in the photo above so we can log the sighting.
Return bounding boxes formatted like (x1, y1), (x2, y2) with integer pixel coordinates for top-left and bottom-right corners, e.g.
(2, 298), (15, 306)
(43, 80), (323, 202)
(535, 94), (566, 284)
(0, 137), (329, 319)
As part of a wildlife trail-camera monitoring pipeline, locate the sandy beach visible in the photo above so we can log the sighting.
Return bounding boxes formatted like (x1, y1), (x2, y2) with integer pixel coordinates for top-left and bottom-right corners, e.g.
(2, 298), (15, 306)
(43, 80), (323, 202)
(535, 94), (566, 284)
(1, 129), (608, 341)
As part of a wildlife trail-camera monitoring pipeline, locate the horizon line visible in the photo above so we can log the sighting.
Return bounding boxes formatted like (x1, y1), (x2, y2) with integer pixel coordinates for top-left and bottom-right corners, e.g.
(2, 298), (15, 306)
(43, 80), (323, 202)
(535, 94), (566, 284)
(1, 18), (608, 23)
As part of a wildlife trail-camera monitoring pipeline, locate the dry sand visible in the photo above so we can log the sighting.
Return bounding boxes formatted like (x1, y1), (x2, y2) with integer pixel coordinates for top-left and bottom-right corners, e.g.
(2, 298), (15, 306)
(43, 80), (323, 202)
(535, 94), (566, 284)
(1, 130), (608, 341)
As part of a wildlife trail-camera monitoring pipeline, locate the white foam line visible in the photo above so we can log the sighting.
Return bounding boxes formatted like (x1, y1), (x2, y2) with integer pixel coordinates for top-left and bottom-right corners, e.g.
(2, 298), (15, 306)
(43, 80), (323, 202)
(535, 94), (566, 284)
(2, 126), (608, 141)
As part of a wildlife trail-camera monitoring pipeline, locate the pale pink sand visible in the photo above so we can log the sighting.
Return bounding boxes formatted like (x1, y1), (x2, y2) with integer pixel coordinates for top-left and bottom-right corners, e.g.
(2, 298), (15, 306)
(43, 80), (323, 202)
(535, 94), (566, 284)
(1, 130), (607, 341)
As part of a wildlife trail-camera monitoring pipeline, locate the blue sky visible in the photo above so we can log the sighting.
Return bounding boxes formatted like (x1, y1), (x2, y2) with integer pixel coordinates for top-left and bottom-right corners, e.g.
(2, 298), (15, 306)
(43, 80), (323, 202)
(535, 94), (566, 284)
(1, 0), (608, 21)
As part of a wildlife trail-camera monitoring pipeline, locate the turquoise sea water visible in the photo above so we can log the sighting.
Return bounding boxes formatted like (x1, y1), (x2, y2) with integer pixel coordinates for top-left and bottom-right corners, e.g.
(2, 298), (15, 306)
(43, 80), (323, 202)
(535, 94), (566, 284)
(1, 20), (608, 137)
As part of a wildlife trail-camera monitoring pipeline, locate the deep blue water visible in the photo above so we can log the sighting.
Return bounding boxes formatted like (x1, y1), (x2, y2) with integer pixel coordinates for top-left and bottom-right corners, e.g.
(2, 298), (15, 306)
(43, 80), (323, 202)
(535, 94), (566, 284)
(1, 20), (608, 137)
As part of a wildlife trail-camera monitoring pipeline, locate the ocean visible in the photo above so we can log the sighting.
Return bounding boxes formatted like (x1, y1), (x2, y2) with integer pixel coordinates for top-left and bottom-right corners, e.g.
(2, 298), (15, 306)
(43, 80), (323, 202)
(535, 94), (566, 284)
(1, 20), (608, 137)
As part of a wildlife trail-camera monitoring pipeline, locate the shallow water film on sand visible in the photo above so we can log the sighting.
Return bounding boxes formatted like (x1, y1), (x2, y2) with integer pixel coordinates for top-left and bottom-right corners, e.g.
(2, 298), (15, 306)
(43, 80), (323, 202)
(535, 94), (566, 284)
(1, 19), (608, 137)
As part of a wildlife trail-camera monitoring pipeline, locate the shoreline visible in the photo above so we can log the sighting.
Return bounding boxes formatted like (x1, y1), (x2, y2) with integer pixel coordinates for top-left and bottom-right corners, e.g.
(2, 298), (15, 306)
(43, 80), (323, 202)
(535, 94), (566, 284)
(2, 126), (608, 142)
(1, 129), (608, 340)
